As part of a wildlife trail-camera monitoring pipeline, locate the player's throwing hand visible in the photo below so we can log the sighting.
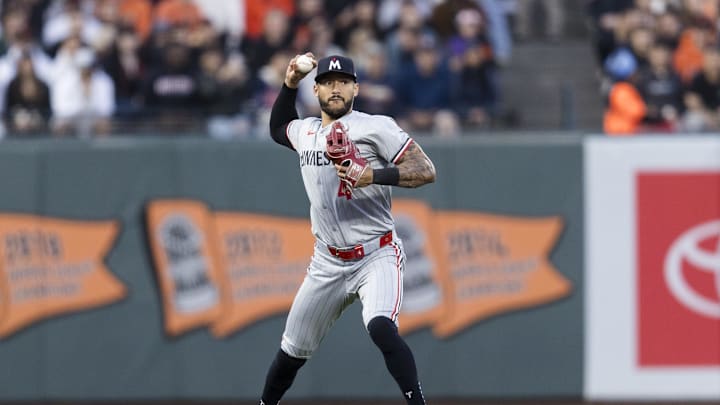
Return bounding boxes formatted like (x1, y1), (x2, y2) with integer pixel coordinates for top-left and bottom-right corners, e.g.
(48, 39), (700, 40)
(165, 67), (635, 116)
(285, 53), (317, 89)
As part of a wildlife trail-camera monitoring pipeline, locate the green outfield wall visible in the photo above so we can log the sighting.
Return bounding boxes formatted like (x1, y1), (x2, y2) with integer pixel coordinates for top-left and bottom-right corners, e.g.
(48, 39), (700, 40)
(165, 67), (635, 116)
(0, 136), (584, 401)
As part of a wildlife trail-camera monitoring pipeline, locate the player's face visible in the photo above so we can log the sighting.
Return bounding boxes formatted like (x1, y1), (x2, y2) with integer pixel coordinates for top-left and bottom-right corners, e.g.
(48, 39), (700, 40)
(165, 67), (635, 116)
(315, 73), (359, 119)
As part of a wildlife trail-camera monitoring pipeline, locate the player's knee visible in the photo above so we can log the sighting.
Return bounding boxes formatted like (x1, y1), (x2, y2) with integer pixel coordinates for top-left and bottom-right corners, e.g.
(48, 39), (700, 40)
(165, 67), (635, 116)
(367, 316), (402, 352)
(281, 335), (315, 359)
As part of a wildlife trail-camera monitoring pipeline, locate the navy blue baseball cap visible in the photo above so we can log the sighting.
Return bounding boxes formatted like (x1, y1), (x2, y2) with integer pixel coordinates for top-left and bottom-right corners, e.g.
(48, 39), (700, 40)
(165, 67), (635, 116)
(315, 55), (357, 82)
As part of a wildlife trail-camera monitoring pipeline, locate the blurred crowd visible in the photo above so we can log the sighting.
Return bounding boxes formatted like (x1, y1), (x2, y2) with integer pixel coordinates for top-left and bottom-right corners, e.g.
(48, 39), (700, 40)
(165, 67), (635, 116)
(0, 0), (529, 139)
(590, 0), (720, 134)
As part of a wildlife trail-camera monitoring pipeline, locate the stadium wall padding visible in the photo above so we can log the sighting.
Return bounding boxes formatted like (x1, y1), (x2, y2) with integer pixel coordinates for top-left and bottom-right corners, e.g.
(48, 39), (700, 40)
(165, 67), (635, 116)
(0, 137), (584, 401)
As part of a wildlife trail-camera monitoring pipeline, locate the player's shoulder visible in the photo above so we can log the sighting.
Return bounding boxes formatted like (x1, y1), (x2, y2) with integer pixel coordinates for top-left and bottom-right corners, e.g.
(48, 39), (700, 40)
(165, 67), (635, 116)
(348, 111), (402, 128)
(297, 116), (322, 126)
(289, 116), (321, 132)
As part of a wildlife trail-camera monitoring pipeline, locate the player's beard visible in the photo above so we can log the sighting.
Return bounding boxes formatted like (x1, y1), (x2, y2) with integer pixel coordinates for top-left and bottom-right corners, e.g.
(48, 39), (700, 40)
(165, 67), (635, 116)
(319, 96), (353, 119)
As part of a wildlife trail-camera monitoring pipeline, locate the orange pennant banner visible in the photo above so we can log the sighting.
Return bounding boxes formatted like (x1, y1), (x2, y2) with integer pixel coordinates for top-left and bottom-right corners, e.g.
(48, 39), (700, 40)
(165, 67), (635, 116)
(0, 214), (125, 338)
(210, 212), (312, 337)
(146, 200), (224, 336)
(431, 212), (571, 338)
(392, 199), (445, 335)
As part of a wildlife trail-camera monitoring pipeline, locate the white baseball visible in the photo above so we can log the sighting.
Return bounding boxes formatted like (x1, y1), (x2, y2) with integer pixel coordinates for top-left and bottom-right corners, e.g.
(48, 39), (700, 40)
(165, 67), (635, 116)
(295, 55), (314, 74)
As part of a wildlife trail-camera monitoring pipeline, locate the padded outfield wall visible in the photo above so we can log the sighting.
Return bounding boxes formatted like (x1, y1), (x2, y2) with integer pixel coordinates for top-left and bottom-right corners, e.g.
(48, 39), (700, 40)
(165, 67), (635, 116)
(0, 134), (580, 401)
(1, 135), (718, 402)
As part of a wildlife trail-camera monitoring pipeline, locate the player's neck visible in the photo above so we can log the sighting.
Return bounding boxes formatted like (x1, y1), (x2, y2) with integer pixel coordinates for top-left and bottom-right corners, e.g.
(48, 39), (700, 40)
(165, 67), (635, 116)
(320, 110), (352, 128)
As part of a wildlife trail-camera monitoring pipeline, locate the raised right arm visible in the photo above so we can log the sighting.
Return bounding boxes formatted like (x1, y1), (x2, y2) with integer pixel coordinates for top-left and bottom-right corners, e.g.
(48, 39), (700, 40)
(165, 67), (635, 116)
(269, 84), (299, 149)
(268, 53), (317, 149)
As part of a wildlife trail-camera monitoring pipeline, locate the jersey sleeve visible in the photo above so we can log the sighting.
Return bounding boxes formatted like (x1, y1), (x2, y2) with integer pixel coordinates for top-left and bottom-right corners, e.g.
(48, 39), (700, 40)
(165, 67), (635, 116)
(366, 116), (413, 164)
(285, 119), (301, 151)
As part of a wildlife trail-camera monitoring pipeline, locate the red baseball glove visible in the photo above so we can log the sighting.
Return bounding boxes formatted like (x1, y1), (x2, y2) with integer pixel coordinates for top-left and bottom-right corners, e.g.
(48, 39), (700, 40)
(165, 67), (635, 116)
(325, 121), (368, 199)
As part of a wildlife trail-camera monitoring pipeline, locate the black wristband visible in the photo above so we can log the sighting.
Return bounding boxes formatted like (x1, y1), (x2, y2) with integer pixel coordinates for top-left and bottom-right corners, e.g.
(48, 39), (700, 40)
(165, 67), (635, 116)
(372, 167), (400, 186)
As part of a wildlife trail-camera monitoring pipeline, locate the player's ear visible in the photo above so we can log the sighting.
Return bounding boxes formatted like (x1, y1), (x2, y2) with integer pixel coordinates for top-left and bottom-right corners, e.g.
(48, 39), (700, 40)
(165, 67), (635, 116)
(353, 82), (359, 97)
(313, 83), (318, 96)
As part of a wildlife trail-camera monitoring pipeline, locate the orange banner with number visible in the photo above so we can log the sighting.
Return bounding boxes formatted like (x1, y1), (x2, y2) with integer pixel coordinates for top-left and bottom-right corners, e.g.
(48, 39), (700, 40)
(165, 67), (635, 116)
(392, 199), (571, 338)
(145, 201), (312, 338)
(431, 212), (571, 338)
(146, 200), (225, 336)
(391, 200), (445, 335)
(210, 212), (312, 338)
(0, 214), (125, 338)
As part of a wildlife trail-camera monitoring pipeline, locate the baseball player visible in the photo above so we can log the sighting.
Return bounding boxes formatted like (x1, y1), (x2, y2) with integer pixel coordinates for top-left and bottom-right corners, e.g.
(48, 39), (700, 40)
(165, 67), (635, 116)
(260, 53), (436, 405)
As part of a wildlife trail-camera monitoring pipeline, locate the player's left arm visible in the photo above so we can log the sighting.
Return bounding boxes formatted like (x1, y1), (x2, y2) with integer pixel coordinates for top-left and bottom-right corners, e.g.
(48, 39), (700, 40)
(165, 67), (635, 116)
(343, 141), (436, 188)
(389, 141), (436, 188)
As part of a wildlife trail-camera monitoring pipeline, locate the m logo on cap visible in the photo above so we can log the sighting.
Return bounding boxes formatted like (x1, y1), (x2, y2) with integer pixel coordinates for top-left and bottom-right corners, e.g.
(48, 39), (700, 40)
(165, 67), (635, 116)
(329, 58), (342, 70)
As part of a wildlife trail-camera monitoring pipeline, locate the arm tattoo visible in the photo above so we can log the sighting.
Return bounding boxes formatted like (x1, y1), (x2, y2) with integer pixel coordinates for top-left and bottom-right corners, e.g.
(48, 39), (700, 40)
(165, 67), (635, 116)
(395, 142), (436, 188)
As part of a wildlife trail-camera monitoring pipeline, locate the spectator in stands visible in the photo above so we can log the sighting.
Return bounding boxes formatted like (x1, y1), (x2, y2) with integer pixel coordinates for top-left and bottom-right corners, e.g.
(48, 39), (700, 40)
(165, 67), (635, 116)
(141, 42), (200, 131)
(679, 0), (718, 25)
(604, 51), (646, 135)
(635, 42), (683, 131)
(195, 47), (253, 139)
(153, 0), (205, 30)
(673, 18), (716, 83)
(333, 0), (383, 50)
(182, 18), (222, 52)
(447, 8), (490, 71)
(377, 0), (435, 34)
(429, 0), (478, 39)
(626, 26), (655, 70)
(252, 49), (291, 137)
(0, 17), (54, 117)
(1, 0), (48, 48)
(4, 51), (51, 136)
(0, 10), (54, 81)
(91, 0), (124, 57)
(385, 1), (432, 70)
(354, 42), (396, 116)
(476, 0), (513, 65)
(586, 0), (639, 64)
(291, 0), (326, 53)
(345, 27), (378, 72)
(51, 47), (115, 137)
(0, 5), (30, 55)
(100, 25), (143, 117)
(42, 0), (102, 56)
(241, 8), (292, 78)
(445, 5), (501, 113)
(53, 34), (87, 78)
(682, 48), (720, 131)
(655, 11), (683, 50)
(306, 16), (344, 59)
(394, 34), (460, 136)
(117, 0), (153, 43)
(192, 0), (245, 43)
(616, 8), (656, 54)
(244, 0), (294, 41)
(603, 26), (654, 78)
(455, 40), (497, 129)
(430, 0), (511, 66)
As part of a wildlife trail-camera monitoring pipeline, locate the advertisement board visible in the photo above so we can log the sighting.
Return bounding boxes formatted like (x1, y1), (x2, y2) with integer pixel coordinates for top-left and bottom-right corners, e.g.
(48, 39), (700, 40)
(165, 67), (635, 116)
(584, 136), (720, 400)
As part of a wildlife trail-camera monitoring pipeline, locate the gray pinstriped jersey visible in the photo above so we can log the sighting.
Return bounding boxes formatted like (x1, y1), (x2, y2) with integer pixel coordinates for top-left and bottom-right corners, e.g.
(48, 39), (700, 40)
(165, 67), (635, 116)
(285, 110), (413, 248)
